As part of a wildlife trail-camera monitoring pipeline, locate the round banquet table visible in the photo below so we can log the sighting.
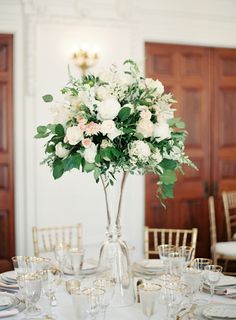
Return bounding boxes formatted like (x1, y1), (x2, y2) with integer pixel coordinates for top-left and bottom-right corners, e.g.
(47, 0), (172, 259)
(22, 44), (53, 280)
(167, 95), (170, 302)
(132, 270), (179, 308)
(9, 276), (236, 320)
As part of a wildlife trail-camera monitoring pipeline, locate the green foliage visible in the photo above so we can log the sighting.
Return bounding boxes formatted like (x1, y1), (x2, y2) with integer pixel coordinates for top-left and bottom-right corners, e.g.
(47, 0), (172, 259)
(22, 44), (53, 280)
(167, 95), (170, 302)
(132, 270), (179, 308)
(42, 94), (53, 103)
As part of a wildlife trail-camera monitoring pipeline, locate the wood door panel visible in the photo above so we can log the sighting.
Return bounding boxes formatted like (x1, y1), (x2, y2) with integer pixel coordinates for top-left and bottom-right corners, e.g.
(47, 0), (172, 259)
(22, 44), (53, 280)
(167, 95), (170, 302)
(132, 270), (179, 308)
(0, 34), (14, 269)
(145, 43), (211, 257)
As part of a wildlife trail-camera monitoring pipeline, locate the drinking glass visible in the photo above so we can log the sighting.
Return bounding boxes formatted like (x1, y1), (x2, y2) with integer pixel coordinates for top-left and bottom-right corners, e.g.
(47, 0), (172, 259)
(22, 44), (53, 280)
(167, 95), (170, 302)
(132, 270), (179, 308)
(11, 256), (28, 276)
(27, 256), (51, 272)
(204, 265), (223, 301)
(68, 248), (85, 279)
(93, 279), (115, 319)
(158, 245), (176, 273)
(165, 282), (186, 320)
(17, 273), (42, 319)
(65, 279), (81, 295)
(71, 288), (87, 320)
(168, 252), (185, 276)
(139, 282), (162, 319)
(177, 246), (194, 267)
(182, 267), (202, 303)
(54, 243), (68, 274)
(82, 287), (105, 320)
(192, 258), (212, 293)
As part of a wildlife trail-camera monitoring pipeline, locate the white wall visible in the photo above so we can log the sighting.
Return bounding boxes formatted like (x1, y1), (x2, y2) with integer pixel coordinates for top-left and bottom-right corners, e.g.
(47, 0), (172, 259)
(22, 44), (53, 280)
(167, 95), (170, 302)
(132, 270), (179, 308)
(1, 0), (236, 260)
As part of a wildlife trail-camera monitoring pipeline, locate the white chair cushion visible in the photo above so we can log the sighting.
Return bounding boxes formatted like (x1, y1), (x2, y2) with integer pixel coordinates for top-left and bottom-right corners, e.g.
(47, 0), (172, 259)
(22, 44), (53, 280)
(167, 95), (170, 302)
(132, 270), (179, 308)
(215, 241), (236, 257)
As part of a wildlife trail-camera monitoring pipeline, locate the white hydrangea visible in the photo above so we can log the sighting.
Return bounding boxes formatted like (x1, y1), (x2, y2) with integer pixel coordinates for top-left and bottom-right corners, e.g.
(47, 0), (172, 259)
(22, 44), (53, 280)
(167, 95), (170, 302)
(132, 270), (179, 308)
(55, 142), (70, 158)
(100, 139), (113, 149)
(163, 145), (183, 162)
(151, 149), (162, 164)
(129, 141), (151, 162)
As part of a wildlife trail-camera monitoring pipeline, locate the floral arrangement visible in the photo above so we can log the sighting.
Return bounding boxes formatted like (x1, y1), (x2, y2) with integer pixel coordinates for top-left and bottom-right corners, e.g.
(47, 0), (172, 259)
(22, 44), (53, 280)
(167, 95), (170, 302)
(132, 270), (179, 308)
(35, 60), (195, 200)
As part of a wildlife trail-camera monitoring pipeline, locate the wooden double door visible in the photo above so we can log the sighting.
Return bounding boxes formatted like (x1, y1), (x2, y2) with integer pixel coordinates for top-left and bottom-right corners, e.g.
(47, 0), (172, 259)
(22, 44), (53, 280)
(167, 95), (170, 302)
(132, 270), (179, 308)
(145, 43), (236, 257)
(0, 34), (15, 271)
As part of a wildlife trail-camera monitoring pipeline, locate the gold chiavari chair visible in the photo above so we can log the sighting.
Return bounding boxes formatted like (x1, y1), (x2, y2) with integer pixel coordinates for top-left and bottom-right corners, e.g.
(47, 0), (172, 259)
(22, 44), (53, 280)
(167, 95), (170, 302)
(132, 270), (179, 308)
(144, 226), (198, 259)
(32, 224), (82, 257)
(222, 190), (236, 241)
(208, 196), (236, 274)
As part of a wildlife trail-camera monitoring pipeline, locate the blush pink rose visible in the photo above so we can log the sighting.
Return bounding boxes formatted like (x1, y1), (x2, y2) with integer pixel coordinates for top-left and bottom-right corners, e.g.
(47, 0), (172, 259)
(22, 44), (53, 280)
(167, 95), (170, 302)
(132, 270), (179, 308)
(82, 138), (92, 148)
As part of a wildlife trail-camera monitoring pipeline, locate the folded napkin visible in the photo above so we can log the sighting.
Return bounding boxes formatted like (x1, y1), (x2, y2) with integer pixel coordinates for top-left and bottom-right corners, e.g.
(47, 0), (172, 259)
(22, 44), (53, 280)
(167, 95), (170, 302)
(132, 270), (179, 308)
(0, 281), (18, 289)
(0, 308), (18, 317)
(224, 288), (236, 298)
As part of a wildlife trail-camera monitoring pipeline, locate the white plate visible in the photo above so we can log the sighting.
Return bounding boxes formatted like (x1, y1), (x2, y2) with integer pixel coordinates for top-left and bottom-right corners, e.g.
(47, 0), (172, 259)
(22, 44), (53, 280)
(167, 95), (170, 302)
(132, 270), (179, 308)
(0, 294), (16, 312)
(202, 304), (236, 319)
(136, 259), (164, 270)
(0, 272), (16, 282)
(215, 276), (236, 288)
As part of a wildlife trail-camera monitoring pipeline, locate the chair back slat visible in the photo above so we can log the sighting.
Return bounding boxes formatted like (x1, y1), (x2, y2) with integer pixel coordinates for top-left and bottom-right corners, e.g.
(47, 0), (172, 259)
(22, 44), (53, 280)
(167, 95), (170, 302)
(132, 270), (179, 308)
(32, 224), (82, 256)
(208, 196), (217, 263)
(144, 227), (198, 259)
(222, 191), (236, 240)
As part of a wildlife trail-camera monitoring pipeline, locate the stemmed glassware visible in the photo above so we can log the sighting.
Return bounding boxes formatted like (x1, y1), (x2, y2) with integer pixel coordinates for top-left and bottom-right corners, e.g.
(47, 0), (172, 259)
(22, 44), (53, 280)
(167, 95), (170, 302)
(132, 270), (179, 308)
(182, 267), (202, 304)
(17, 273), (42, 319)
(204, 265), (223, 302)
(192, 258), (212, 293)
(11, 256), (28, 276)
(177, 246), (194, 268)
(54, 243), (68, 275)
(82, 287), (105, 320)
(93, 279), (115, 320)
(68, 248), (85, 279)
(139, 282), (162, 320)
(164, 282), (186, 320)
(158, 245), (176, 274)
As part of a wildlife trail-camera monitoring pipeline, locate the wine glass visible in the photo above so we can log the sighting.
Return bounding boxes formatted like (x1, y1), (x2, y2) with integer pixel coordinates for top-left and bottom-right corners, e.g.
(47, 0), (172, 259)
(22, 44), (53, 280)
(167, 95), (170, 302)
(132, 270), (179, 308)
(182, 267), (202, 304)
(71, 288), (87, 320)
(93, 279), (115, 319)
(17, 273), (42, 319)
(168, 252), (185, 276)
(164, 282), (186, 320)
(11, 256), (28, 276)
(54, 243), (68, 274)
(68, 248), (85, 279)
(158, 245), (176, 274)
(177, 246), (194, 268)
(82, 287), (105, 320)
(26, 256), (51, 272)
(139, 282), (162, 320)
(192, 258), (212, 293)
(65, 279), (81, 295)
(204, 264), (223, 302)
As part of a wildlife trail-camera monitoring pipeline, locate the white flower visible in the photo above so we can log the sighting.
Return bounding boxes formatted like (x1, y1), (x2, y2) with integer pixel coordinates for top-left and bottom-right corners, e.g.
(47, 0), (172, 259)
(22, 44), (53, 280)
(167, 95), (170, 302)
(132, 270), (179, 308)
(153, 104), (174, 122)
(51, 104), (71, 126)
(84, 143), (97, 163)
(151, 149), (162, 164)
(100, 139), (113, 149)
(129, 141), (151, 162)
(82, 138), (92, 148)
(55, 142), (70, 158)
(100, 120), (122, 141)
(136, 119), (154, 138)
(140, 109), (152, 120)
(97, 97), (121, 120)
(65, 126), (83, 145)
(116, 72), (134, 87)
(153, 122), (171, 142)
(96, 86), (112, 101)
(163, 146), (183, 162)
(145, 78), (164, 96)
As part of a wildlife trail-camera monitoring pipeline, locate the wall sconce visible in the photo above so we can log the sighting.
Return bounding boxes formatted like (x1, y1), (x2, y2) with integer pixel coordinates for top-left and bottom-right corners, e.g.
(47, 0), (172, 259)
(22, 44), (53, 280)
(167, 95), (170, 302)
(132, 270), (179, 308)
(72, 47), (99, 76)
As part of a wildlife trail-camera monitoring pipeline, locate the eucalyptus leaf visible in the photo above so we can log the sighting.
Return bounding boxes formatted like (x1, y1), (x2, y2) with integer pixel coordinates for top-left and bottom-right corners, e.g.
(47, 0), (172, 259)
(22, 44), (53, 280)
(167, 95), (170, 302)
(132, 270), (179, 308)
(42, 94), (53, 103)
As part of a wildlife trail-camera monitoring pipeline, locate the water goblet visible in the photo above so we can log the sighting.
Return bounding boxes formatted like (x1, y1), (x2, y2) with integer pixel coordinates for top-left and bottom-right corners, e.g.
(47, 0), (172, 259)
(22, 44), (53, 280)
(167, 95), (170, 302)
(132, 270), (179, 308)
(192, 258), (212, 293)
(27, 256), (51, 273)
(158, 245), (176, 274)
(11, 256), (28, 276)
(139, 282), (162, 319)
(17, 272), (42, 319)
(68, 247), (85, 279)
(204, 264), (223, 302)
(168, 252), (185, 276)
(182, 267), (202, 304)
(54, 243), (68, 274)
(93, 279), (115, 319)
(82, 287), (105, 320)
(165, 282), (186, 320)
(65, 279), (81, 295)
(177, 246), (194, 268)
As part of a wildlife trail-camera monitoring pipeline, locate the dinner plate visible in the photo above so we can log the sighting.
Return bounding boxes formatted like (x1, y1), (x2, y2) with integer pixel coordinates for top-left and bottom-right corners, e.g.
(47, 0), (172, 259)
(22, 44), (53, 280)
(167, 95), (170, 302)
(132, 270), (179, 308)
(215, 276), (236, 288)
(135, 259), (164, 270)
(0, 293), (17, 312)
(201, 304), (236, 319)
(0, 272), (16, 282)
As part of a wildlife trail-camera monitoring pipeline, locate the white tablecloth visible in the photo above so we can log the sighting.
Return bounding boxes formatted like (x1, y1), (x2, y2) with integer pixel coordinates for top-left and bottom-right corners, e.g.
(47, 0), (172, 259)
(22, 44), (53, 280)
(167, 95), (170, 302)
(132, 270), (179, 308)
(9, 278), (236, 320)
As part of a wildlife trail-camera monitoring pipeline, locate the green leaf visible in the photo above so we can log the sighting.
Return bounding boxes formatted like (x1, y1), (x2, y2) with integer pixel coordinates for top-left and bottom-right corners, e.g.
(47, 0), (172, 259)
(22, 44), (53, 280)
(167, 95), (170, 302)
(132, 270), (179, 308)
(34, 132), (50, 139)
(93, 167), (101, 182)
(118, 107), (131, 122)
(42, 94), (53, 103)
(95, 154), (101, 164)
(52, 159), (64, 179)
(160, 169), (177, 185)
(168, 117), (186, 129)
(55, 124), (65, 136)
(162, 183), (174, 198)
(84, 162), (95, 172)
(134, 133), (144, 140)
(160, 159), (177, 170)
(37, 126), (47, 135)
(46, 144), (55, 153)
(110, 148), (121, 158)
(63, 154), (81, 172)
(47, 124), (56, 133)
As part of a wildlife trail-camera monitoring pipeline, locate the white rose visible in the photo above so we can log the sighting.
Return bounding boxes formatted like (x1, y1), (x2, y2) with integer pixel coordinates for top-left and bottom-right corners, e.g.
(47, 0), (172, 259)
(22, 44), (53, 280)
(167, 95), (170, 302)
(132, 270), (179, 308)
(151, 149), (162, 164)
(84, 143), (97, 163)
(55, 142), (70, 158)
(153, 122), (171, 142)
(136, 119), (154, 138)
(145, 78), (164, 96)
(129, 141), (151, 162)
(140, 109), (152, 120)
(97, 98), (121, 120)
(65, 126), (83, 145)
(117, 72), (134, 86)
(51, 104), (70, 126)
(96, 86), (112, 101)
(100, 120), (122, 141)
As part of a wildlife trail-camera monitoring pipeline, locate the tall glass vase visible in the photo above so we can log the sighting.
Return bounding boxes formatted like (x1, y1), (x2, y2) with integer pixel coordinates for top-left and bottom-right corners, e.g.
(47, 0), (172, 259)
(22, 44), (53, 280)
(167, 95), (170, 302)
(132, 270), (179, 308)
(98, 172), (135, 307)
